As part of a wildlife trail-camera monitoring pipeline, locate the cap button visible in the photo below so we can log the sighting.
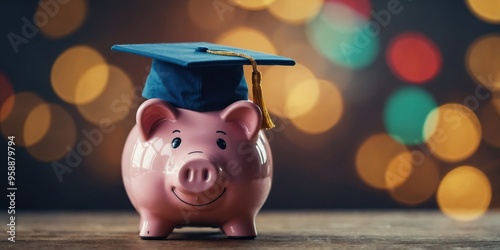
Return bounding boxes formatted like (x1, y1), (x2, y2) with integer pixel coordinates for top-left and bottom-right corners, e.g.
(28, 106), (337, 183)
(196, 46), (208, 52)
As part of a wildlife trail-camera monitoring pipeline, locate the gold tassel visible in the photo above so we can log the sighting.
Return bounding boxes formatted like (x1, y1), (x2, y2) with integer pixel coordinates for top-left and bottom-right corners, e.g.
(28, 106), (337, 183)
(251, 70), (275, 129)
(205, 49), (275, 130)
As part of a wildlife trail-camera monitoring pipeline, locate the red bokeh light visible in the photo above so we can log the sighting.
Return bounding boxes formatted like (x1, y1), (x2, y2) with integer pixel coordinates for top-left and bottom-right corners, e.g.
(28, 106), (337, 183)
(387, 32), (442, 84)
(0, 72), (15, 121)
(327, 0), (372, 18)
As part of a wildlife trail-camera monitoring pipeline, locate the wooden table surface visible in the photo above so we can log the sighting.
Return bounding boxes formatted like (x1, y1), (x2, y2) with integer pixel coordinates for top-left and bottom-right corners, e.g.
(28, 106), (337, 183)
(3, 211), (499, 249)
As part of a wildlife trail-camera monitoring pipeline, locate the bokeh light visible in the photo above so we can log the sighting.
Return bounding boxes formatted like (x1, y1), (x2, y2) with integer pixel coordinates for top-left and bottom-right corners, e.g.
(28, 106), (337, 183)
(466, 0), (500, 24)
(437, 166), (492, 221)
(387, 32), (442, 84)
(51, 45), (108, 104)
(479, 100), (500, 148)
(215, 26), (276, 54)
(75, 64), (111, 104)
(23, 103), (51, 146)
(261, 63), (318, 117)
(77, 64), (134, 124)
(327, 0), (372, 18)
(384, 151), (413, 190)
(356, 133), (407, 189)
(289, 80), (343, 134)
(35, 0), (88, 38)
(389, 157), (440, 206)
(285, 79), (320, 119)
(267, 0), (323, 24)
(384, 86), (437, 145)
(424, 104), (482, 163)
(306, 0), (378, 69)
(187, 0), (247, 30)
(466, 34), (500, 91)
(0, 73), (15, 122)
(0, 92), (45, 146)
(26, 104), (77, 162)
(229, 0), (276, 10)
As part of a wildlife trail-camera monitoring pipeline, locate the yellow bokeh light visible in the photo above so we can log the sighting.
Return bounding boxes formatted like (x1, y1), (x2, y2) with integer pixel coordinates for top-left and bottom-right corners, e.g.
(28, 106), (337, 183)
(466, 34), (500, 91)
(215, 26), (276, 54)
(26, 104), (77, 162)
(466, 0), (500, 24)
(77, 64), (134, 124)
(75, 64), (110, 104)
(1, 92), (45, 146)
(268, 0), (323, 24)
(437, 166), (491, 221)
(389, 157), (440, 206)
(261, 63), (316, 117)
(285, 79), (320, 118)
(36, 0), (88, 38)
(424, 103), (481, 163)
(289, 80), (343, 134)
(229, 0), (276, 10)
(356, 133), (407, 190)
(51, 45), (108, 104)
(188, 0), (247, 30)
(479, 101), (500, 148)
(23, 103), (51, 147)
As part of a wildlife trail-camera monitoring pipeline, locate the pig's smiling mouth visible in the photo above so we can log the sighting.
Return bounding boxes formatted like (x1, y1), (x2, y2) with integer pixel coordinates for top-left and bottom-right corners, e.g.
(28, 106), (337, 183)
(171, 187), (226, 206)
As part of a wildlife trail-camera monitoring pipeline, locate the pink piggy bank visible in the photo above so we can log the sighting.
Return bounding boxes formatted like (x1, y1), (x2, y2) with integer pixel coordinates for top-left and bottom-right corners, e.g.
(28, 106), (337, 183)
(121, 98), (272, 239)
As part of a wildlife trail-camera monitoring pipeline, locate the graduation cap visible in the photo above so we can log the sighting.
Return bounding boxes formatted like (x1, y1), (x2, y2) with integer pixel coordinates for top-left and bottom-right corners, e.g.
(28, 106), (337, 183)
(111, 42), (295, 129)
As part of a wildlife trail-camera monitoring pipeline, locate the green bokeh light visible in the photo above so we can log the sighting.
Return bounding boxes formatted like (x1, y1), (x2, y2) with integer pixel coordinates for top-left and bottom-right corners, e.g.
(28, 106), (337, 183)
(384, 86), (437, 145)
(306, 2), (379, 69)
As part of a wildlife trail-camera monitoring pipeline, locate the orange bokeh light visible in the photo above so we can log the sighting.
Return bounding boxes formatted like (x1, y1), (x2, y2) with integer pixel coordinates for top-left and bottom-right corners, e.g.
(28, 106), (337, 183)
(1, 92), (45, 146)
(289, 80), (343, 134)
(51, 45), (108, 105)
(437, 166), (491, 221)
(26, 104), (77, 162)
(389, 156), (440, 206)
(356, 133), (407, 189)
(424, 104), (482, 163)
(479, 100), (500, 148)
(35, 0), (88, 38)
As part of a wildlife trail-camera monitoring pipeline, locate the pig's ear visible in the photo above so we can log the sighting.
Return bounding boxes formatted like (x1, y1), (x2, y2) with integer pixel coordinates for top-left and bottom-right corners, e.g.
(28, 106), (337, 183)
(137, 99), (178, 142)
(220, 101), (262, 142)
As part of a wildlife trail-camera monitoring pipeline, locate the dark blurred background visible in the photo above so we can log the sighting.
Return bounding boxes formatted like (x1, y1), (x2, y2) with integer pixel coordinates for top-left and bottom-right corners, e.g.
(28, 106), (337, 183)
(1, 0), (499, 220)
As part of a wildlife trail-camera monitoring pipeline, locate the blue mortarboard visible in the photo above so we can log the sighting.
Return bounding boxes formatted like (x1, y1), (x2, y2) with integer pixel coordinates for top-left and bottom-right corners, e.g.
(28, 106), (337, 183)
(112, 42), (295, 129)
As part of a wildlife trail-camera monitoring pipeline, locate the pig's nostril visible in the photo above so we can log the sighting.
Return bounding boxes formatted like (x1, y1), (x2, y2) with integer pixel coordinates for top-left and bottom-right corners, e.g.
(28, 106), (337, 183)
(202, 169), (209, 182)
(185, 169), (193, 182)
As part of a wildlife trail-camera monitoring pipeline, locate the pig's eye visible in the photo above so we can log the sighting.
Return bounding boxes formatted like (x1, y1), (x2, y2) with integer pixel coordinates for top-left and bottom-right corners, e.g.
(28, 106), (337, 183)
(171, 137), (182, 148)
(216, 138), (226, 150)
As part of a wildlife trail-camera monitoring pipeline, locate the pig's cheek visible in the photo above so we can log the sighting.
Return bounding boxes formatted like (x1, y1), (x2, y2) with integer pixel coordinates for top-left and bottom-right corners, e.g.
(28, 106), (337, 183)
(130, 173), (168, 207)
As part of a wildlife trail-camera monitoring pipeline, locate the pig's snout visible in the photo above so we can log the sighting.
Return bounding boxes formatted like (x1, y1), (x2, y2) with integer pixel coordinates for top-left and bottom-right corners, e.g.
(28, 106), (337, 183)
(177, 158), (218, 193)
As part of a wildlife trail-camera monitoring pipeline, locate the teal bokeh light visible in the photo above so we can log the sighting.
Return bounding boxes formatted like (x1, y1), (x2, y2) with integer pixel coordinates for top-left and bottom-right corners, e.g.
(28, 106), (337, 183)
(306, 2), (379, 69)
(383, 86), (437, 145)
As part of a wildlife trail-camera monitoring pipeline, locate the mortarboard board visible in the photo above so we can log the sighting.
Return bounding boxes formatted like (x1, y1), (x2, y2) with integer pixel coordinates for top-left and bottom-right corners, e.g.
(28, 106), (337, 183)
(111, 42), (295, 129)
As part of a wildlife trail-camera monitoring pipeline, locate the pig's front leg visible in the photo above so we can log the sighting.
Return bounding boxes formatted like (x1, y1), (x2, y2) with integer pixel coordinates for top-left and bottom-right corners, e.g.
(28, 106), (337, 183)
(221, 216), (257, 239)
(139, 213), (176, 240)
